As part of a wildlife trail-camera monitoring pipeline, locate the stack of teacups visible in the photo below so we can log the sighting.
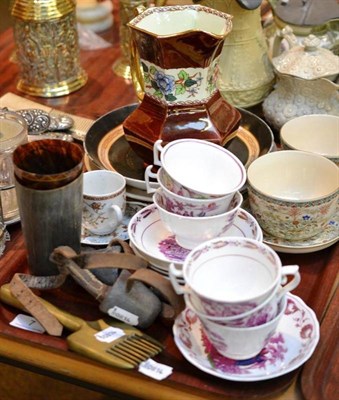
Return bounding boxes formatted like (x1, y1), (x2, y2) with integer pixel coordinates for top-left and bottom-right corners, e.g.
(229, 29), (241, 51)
(145, 138), (248, 249)
(169, 237), (301, 360)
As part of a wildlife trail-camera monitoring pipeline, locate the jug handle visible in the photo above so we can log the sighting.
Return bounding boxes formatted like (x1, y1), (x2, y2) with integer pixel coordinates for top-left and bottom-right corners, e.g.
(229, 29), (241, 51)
(272, 25), (298, 57)
(129, 5), (148, 101)
(130, 2), (168, 99)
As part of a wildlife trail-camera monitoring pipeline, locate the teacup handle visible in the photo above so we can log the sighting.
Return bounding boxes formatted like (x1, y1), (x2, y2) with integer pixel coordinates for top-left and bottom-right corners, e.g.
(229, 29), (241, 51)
(109, 205), (123, 230)
(153, 139), (163, 167)
(144, 165), (157, 194)
(129, 5), (147, 101)
(278, 265), (301, 300)
(169, 263), (188, 295)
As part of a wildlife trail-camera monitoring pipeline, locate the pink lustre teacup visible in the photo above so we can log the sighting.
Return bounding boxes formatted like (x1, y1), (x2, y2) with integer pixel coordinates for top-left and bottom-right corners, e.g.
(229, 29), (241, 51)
(152, 139), (246, 198)
(145, 166), (235, 216)
(197, 295), (287, 360)
(153, 189), (242, 249)
(184, 281), (286, 328)
(247, 150), (338, 240)
(169, 237), (300, 316)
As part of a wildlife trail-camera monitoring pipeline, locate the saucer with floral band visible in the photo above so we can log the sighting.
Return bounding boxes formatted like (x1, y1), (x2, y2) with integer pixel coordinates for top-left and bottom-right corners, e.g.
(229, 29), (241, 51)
(81, 201), (146, 245)
(173, 293), (319, 382)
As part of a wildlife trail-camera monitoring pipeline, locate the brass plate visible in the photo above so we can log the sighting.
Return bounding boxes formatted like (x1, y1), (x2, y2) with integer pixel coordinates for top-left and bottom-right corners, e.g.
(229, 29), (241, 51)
(84, 104), (274, 190)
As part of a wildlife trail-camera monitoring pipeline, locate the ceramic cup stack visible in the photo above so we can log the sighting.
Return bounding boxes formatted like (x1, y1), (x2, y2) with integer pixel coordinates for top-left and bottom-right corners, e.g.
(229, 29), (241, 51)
(169, 237), (301, 360)
(145, 138), (249, 250)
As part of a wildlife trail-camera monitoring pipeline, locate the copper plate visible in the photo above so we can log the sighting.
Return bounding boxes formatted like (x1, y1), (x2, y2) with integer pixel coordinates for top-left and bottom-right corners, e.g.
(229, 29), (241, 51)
(84, 104), (274, 190)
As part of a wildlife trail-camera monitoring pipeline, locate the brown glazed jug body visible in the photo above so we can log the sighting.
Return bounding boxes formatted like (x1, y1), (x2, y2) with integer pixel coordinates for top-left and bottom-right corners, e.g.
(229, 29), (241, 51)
(123, 5), (241, 165)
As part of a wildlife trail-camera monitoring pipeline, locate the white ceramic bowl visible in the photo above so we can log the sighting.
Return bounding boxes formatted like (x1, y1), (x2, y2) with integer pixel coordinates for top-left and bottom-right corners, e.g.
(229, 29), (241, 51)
(145, 166), (235, 216)
(153, 189), (243, 249)
(198, 295), (287, 360)
(247, 150), (339, 240)
(280, 114), (339, 166)
(128, 204), (263, 275)
(153, 139), (246, 198)
(184, 283), (284, 328)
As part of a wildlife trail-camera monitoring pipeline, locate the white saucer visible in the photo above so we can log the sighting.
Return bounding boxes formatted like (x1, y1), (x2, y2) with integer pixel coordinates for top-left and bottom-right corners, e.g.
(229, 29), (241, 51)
(81, 202), (146, 245)
(128, 204), (263, 274)
(126, 186), (153, 203)
(263, 215), (338, 254)
(173, 293), (319, 382)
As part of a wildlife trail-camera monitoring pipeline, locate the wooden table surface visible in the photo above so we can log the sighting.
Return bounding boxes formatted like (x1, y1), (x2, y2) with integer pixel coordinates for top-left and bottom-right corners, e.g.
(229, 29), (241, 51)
(0, 3), (338, 400)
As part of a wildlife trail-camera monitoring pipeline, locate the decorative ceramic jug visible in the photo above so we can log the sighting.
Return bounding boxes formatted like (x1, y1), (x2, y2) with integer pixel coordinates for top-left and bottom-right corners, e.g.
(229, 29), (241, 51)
(263, 32), (339, 130)
(262, 75), (339, 131)
(265, 0), (339, 57)
(194, 0), (275, 108)
(122, 5), (241, 165)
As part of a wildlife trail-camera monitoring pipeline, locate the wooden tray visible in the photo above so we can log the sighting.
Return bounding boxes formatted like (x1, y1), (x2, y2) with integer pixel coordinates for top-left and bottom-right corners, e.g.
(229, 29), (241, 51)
(0, 222), (338, 400)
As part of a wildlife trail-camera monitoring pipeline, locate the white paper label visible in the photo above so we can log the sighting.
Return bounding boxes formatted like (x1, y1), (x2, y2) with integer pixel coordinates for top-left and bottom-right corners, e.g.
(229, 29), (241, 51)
(10, 314), (45, 334)
(138, 359), (173, 380)
(107, 306), (139, 326)
(94, 326), (125, 343)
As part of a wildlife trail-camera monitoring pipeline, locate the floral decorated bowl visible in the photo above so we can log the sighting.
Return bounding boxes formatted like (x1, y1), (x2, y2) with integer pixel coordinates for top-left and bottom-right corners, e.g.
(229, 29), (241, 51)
(153, 139), (246, 199)
(247, 150), (339, 240)
(145, 166), (235, 217)
(184, 284), (284, 328)
(153, 189), (242, 249)
(198, 295), (287, 360)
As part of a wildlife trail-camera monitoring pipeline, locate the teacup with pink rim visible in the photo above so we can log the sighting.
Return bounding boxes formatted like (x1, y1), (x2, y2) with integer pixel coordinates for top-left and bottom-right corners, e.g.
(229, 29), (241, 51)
(169, 237), (300, 316)
(153, 189), (243, 249)
(198, 294), (287, 360)
(184, 282), (286, 328)
(145, 166), (235, 217)
(152, 138), (246, 199)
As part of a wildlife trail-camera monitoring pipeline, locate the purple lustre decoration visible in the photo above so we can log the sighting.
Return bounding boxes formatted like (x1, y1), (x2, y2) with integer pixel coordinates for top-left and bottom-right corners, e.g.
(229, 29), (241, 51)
(201, 328), (288, 374)
(158, 235), (190, 261)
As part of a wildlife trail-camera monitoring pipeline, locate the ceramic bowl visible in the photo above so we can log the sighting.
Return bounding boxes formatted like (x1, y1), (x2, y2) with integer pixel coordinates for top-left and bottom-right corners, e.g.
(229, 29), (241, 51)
(145, 166), (235, 217)
(153, 189), (243, 249)
(184, 283), (284, 328)
(128, 204), (263, 276)
(198, 295), (287, 360)
(280, 114), (339, 166)
(247, 151), (339, 240)
(169, 237), (300, 317)
(153, 139), (246, 198)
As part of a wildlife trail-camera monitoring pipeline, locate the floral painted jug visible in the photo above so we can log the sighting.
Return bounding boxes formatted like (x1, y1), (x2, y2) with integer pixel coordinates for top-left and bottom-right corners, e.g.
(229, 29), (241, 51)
(122, 5), (241, 165)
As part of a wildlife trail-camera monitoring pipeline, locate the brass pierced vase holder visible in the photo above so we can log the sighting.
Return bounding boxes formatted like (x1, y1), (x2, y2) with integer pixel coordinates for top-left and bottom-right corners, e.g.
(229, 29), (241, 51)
(11, 0), (87, 98)
(113, 0), (149, 80)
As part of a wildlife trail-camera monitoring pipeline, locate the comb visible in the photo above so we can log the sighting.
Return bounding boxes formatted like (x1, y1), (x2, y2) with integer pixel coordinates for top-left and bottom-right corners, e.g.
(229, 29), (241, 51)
(0, 283), (163, 369)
